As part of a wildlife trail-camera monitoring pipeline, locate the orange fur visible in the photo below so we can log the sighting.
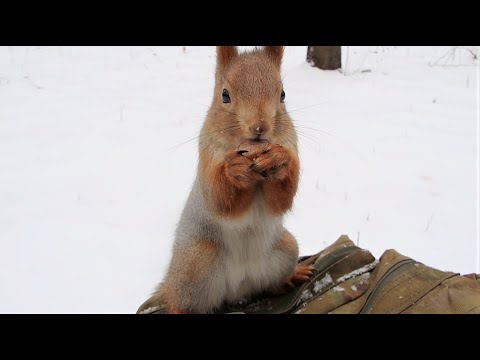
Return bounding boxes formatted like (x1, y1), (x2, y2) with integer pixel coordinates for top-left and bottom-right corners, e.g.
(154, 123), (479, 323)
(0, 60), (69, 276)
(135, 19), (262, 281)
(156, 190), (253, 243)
(199, 48), (298, 219)
(254, 144), (299, 215)
(276, 231), (313, 291)
(265, 46), (285, 67)
(160, 238), (219, 313)
(274, 229), (299, 257)
(284, 266), (314, 290)
(199, 150), (264, 218)
(149, 47), (302, 314)
(201, 48), (292, 153)
(169, 309), (186, 314)
(267, 230), (313, 295)
(216, 46), (238, 70)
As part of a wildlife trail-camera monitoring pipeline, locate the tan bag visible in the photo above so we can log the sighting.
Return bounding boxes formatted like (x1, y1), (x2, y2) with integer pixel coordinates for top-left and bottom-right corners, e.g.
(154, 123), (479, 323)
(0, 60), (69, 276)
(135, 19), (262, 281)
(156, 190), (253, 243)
(137, 235), (480, 314)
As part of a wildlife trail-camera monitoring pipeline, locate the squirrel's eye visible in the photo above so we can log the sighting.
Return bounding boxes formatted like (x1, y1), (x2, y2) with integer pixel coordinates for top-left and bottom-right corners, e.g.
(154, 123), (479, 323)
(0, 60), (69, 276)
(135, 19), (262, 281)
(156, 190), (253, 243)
(222, 89), (231, 103)
(280, 89), (286, 103)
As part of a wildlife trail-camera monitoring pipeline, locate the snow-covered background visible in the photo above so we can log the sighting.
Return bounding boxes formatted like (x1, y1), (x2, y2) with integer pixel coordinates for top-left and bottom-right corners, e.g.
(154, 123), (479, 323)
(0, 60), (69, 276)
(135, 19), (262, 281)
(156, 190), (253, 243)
(0, 46), (478, 313)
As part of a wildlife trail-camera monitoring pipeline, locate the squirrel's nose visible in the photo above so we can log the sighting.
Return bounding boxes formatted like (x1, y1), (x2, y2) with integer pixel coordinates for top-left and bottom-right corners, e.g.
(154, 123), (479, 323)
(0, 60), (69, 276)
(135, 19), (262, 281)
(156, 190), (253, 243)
(249, 126), (265, 135)
(249, 123), (270, 135)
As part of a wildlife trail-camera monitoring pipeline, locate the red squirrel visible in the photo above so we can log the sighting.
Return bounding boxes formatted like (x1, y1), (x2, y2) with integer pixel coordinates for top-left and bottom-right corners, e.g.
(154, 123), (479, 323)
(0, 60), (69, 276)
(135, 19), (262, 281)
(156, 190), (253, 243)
(146, 46), (312, 313)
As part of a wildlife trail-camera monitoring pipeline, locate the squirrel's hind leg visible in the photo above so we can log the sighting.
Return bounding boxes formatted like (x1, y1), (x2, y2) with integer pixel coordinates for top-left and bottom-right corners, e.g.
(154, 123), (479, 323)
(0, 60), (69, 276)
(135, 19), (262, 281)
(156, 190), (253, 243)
(267, 230), (313, 295)
(158, 237), (222, 314)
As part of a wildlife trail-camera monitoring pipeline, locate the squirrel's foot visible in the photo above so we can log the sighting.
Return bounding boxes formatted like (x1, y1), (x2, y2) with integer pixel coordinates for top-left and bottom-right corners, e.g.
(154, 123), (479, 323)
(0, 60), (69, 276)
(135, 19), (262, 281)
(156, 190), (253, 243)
(168, 307), (187, 314)
(284, 265), (314, 290)
(268, 265), (314, 296)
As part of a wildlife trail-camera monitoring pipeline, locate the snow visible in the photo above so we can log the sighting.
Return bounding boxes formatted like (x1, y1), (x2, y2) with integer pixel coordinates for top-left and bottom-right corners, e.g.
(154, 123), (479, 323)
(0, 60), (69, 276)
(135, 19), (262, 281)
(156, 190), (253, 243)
(299, 273), (332, 304)
(333, 286), (345, 293)
(300, 289), (314, 302)
(313, 273), (333, 293)
(336, 261), (378, 283)
(0, 46), (478, 313)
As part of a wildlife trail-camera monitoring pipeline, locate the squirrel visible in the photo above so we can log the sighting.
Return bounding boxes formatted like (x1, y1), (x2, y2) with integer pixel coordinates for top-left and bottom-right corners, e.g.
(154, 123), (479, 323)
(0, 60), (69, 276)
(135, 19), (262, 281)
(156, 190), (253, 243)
(145, 46), (312, 314)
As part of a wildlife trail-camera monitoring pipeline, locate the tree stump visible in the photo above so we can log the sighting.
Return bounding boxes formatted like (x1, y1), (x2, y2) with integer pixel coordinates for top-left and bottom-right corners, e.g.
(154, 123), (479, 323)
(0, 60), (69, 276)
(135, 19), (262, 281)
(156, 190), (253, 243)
(307, 46), (341, 70)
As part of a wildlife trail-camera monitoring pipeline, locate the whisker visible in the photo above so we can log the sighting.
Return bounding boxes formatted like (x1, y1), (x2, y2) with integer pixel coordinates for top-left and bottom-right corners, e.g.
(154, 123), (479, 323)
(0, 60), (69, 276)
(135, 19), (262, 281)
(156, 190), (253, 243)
(296, 131), (321, 144)
(275, 119), (334, 138)
(278, 124), (323, 145)
(168, 124), (241, 151)
(276, 125), (318, 143)
(277, 132), (297, 149)
(199, 124), (242, 151)
(274, 102), (328, 118)
(278, 118), (329, 125)
(276, 123), (324, 136)
(293, 125), (333, 137)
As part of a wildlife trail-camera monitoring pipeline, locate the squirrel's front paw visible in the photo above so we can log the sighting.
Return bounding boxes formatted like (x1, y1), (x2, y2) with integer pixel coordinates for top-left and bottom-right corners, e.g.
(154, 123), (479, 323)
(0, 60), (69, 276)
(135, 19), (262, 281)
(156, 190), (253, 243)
(224, 150), (265, 189)
(251, 144), (290, 181)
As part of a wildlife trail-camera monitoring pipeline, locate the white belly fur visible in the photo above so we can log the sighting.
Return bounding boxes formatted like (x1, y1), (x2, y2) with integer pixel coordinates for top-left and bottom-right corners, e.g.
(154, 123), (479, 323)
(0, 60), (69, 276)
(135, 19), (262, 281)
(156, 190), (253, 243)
(217, 194), (287, 303)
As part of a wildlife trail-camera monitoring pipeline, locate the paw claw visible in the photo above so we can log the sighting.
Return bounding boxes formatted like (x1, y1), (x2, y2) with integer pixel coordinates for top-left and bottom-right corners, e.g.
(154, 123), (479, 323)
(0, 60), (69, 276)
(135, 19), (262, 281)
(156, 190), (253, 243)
(248, 144), (290, 180)
(286, 265), (314, 287)
(225, 150), (265, 188)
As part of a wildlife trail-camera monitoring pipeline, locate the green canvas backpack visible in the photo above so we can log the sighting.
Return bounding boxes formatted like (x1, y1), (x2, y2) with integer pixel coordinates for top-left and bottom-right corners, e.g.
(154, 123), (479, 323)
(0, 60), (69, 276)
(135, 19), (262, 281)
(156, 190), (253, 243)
(137, 235), (480, 314)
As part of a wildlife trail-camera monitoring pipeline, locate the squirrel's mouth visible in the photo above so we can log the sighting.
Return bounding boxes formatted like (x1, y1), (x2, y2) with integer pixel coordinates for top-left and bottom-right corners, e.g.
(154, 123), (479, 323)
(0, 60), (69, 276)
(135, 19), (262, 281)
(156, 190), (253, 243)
(248, 135), (269, 143)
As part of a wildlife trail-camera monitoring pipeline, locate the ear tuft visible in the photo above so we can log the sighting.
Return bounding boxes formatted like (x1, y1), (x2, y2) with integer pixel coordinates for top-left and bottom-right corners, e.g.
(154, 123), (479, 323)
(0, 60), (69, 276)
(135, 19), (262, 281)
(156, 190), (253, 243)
(216, 46), (238, 68)
(265, 46), (285, 66)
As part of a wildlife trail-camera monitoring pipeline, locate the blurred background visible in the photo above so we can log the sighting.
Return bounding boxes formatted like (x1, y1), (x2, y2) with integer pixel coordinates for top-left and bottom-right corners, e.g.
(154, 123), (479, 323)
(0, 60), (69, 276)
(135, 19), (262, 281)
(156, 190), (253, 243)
(0, 46), (478, 313)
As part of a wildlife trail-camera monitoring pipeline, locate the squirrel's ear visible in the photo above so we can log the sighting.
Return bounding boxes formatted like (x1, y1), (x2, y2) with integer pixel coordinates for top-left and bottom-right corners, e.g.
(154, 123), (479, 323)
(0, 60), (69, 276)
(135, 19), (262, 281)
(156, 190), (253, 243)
(216, 46), (238, 68)
(265, 46), (285, 66)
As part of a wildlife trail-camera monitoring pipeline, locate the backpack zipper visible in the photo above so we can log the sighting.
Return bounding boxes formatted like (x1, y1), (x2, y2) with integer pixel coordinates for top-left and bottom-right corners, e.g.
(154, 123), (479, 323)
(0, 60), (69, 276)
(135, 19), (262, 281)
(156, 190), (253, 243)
(270, 246), (361, 314)
(359, 259), (416, 314)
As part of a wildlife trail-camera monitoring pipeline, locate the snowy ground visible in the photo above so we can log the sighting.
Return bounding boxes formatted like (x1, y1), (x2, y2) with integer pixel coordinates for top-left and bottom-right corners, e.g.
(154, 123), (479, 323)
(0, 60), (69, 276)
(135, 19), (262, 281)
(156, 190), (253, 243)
(0, 46), (478, 313)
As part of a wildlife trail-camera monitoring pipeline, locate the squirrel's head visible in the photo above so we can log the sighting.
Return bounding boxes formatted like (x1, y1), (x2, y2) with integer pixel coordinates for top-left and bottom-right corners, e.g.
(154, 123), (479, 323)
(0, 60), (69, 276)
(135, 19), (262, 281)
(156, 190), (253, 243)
(203, 46), (295, 150)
